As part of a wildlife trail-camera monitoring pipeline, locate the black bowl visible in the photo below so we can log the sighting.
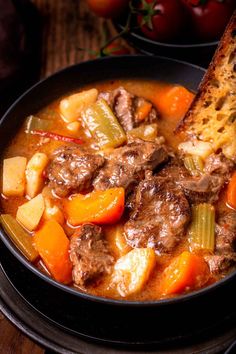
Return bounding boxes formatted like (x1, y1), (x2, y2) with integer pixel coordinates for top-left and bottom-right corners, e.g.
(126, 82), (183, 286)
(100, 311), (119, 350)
(0, 55), (236, 346)
(113, 18), (218, 68)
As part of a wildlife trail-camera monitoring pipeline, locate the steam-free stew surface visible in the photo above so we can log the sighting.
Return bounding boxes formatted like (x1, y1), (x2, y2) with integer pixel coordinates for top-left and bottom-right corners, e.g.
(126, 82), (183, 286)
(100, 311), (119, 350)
(1, 79), (235, 301)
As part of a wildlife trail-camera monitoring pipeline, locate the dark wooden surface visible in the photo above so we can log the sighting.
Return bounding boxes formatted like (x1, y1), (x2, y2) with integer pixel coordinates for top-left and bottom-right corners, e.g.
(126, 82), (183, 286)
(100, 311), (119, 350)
(0, 1), (132, 353)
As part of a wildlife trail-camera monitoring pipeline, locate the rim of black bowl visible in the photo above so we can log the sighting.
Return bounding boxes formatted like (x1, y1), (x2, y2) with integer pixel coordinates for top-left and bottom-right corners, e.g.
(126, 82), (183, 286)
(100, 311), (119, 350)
(114, 21), (219, 48)
(0, 55), (235, 308)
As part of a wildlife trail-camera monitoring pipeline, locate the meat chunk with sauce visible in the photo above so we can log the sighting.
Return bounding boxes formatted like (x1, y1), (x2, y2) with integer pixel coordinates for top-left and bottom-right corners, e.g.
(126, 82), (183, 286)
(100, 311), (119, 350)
(179, 152), (233, 204)
(47, 146), (105, 197)
(93, 139), (169, 193)
(69, 224), (114, 287)
(204, 210), (236, 274)
(124, 176), (190, 254)
(98, 87), (158, 132)
(159, 153), (232, 204)
(179, 174), (225, 204)
(215, 210), (236, 254)
(179, 152), (234, 204)
(204, 254), (236, 275)
(204, 153), (234, 177)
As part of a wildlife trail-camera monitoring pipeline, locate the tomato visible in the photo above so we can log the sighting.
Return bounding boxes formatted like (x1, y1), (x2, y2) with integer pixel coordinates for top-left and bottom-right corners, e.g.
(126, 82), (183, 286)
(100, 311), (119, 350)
(87, 0), (130, 18)
(182, 0), (235, 41)
(137, 0), (187, 42)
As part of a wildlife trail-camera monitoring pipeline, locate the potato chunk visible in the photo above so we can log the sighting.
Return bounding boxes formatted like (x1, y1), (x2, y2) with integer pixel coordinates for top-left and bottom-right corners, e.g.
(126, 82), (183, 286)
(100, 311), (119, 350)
(59, 88), (98, 123)
(3, 156), (27, 197)
(112, 248), (156, 297)
(26, 152), (49, 198)
(178, 140), (213, 159)
(16, 194), (45, 231)
(128, 124), (158, 142)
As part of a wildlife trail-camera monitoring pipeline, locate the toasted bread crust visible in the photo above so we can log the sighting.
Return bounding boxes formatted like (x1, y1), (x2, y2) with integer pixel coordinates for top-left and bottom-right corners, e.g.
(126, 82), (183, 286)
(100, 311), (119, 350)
(176, 12), (236, 160)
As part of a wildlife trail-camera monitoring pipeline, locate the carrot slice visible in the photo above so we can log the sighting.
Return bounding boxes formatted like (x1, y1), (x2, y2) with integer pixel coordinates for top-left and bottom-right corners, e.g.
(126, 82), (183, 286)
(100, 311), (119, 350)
(136, 101), (152, 121)
(160, 251), (210, 296)
(64, 187), (125, 226)
(154, 86), (194, 119)
(226, 171), (236, 209)
(33, 220), (72, 284)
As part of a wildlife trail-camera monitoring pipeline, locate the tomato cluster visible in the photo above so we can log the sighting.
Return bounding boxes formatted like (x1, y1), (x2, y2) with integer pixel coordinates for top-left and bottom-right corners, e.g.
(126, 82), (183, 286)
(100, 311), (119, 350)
(87, 0), (130, 19)
(181, 0), (235, 42)
(87, 0), (235, 43)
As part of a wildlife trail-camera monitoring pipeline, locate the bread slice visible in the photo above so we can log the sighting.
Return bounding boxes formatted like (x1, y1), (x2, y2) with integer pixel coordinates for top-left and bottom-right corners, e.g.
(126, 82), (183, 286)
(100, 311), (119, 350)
(176, 12), (236, 161)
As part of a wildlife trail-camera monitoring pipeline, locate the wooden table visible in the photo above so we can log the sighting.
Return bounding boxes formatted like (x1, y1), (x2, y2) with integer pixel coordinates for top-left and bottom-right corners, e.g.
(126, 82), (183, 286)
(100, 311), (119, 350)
(0, 1), (133, 352)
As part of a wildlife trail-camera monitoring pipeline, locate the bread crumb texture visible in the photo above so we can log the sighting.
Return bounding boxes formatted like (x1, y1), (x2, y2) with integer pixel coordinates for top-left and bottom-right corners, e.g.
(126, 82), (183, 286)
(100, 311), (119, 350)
(179, 14), (236, 161)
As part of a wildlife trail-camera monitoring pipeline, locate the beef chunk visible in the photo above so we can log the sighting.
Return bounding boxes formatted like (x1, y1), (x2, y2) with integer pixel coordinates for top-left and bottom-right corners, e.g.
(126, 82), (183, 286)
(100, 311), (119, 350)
(158, 158), (189, 180)
(204, 254), (236, 274)
(99, 87), (134, 131)
(47, 146), (105, 197)
(158, 155), (230, 204)
(205, 153), (234, 177)
(98, 87), (158, 132)
(215, 210), (236, 254)
(124, 176), (190, 254)
(111, 87), (134, 131)
(179, 175), (224, 204)
(93, 140), (168, 192)
(98, 91), (115, 107)
(204, 210), (236, 274)
(69, 224), (114, 286)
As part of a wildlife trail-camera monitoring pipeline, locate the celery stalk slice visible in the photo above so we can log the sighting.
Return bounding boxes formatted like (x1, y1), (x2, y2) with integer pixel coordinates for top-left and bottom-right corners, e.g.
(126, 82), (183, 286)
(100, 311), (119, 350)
(25, 115), (52, 133)
(0, 214), (39, 262)
(184, 156), (204, 176)
(193, 155), (204, 172)
(82, 99), (126, 149)
(188, 203), (215, 252)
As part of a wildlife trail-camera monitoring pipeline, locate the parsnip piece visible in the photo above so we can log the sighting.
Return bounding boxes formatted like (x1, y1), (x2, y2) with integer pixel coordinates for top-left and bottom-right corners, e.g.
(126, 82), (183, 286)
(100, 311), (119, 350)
(26, 152), (49, 199)
(178, 140), (213, 159)
(60, 88), (98, 123)
(66, 121), (80, 133)
(43, 197), (64, 225)
(16, 194), (45, 231)
(128, 124), (158, 142)
(114, 225), (131, 256)
(3, 156), (27, 197)
(112, 248), (156, 297)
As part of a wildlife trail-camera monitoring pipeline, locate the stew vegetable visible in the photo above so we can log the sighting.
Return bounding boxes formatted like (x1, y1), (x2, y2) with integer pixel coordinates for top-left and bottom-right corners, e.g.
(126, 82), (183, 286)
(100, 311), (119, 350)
(1, 79), (236, 301)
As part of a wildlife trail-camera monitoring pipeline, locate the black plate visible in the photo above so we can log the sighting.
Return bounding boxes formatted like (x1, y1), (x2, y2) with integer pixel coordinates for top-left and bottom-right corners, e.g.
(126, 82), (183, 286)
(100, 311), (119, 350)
(1, 55), (236, 348)
(1, 239), (236, 353)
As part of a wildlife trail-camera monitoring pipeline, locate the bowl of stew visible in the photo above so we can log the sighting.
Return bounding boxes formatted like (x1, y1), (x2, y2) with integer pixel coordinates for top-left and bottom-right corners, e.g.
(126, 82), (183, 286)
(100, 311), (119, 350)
(0, 55), (236, 344)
